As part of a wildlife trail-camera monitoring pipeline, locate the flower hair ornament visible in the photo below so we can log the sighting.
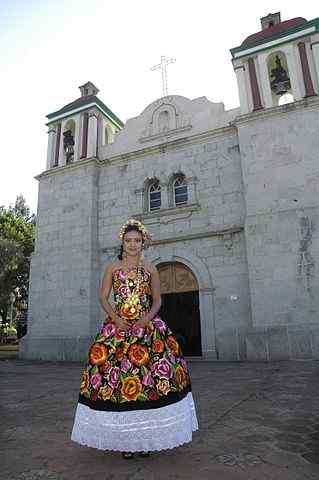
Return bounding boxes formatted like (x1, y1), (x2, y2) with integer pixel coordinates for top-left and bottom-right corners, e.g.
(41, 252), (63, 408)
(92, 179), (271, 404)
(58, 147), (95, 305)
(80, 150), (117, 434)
(118, 218), (152, 247)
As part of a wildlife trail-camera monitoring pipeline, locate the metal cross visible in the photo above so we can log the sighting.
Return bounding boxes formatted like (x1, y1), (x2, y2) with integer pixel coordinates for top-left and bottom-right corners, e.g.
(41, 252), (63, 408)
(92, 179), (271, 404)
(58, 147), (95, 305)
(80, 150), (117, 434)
(151, 56), (176, 98)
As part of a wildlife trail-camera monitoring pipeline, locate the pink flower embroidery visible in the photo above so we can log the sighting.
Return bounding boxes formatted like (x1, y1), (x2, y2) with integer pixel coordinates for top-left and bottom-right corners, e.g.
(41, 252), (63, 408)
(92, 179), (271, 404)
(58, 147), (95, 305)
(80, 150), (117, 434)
(90, 372), (102, 390)
(153, 358), (173, 380)
(153, 317), (167, 333)
(102, 323), (116, 338)
(142, 372), (155, 387)
(120, 358), (132, 373)
(131, 324), (145, 338)
(108, 367), (121, 388)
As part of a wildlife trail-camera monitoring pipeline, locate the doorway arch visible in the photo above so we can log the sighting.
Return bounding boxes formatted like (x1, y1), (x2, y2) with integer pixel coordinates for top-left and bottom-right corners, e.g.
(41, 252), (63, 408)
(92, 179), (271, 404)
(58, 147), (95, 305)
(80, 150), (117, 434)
(158, 262), (202, 356)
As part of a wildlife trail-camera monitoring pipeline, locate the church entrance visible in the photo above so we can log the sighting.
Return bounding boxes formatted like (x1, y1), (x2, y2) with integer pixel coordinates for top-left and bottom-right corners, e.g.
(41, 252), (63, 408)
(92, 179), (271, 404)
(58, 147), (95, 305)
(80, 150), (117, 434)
(158, 262), (202, 356)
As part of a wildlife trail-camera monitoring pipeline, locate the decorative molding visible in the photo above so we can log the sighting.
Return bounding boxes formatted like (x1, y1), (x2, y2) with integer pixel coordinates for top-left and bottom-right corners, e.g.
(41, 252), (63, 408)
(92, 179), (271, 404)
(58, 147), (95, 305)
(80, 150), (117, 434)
(139, 125), (192, 143)
(133, 202), (201, 222)
(235, 95), (319, 126)
(101, 124), (237, 166)
(35, 157), (102, 181)
(101, 224), (244, 253)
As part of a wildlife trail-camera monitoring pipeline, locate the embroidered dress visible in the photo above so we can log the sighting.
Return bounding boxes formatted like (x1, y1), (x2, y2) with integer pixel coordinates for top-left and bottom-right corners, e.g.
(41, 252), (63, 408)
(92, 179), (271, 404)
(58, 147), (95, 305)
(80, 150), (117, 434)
(71, 265), (198, 452)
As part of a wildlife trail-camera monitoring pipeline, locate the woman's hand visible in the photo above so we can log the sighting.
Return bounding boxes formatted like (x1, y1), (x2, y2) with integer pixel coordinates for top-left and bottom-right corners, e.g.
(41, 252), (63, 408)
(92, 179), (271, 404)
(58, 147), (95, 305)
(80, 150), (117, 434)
(110, 314), (131, 332)
(134, 312), (152, 329)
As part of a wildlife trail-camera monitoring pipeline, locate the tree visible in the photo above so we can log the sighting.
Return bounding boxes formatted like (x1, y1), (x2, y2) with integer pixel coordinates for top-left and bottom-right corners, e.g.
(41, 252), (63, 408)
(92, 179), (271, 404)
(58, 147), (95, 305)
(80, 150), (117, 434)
(0, 195), (36, 328)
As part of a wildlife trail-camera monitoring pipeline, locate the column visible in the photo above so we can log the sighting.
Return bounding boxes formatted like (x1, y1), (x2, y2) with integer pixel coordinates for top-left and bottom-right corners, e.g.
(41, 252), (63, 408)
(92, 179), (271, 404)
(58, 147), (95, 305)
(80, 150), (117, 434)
(46, 126), (56, 170)
(87, 111), (98, 158)
(234, 65), (249, 114)
(311, 42), (319, 90)
(284, 44), (303, 101)
(54, 123), (61, 166)
(81, 112), (89, 159)
(298, 42), (316, 97)
(256, 54), (273, 109)
(248, 57), (263, 111)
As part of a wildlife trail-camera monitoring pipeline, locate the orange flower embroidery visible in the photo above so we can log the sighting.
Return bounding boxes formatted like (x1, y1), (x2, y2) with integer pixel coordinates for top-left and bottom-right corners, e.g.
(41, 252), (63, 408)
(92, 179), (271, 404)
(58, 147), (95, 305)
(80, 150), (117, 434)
(128, 344), (150, 367)
(121, 375), (143, 401)
(80, 370), (89, 392)
(98, 385), (113, 400)
(174, 365), (187, 387)
(166, 336), (179, 356)
(89, 343), (108, 366)
(152, 339), (165, 353)
(156, 379), (171, 395)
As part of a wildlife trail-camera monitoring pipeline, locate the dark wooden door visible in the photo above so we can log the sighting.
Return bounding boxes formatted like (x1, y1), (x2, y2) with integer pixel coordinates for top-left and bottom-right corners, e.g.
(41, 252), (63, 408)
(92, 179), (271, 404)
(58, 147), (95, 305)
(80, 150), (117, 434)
(159, 290), (202, 356)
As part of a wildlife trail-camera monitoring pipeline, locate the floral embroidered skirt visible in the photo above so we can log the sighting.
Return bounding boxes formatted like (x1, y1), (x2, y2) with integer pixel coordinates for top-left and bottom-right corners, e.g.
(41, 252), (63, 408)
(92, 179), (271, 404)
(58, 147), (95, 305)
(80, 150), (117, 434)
(71, 315), (198, 452)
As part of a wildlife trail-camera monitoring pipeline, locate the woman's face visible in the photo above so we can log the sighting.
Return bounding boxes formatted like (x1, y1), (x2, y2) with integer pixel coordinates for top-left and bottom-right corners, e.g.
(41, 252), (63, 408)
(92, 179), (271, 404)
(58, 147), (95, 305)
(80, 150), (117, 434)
(123, 230), (143, 256)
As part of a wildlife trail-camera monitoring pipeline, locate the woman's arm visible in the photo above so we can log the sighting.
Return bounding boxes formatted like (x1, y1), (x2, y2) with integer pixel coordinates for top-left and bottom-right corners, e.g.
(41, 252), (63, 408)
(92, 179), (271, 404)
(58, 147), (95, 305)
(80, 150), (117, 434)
(99, 262), (117, 319)
(136, 263), (162, 328)
(99, 263), (130, 330)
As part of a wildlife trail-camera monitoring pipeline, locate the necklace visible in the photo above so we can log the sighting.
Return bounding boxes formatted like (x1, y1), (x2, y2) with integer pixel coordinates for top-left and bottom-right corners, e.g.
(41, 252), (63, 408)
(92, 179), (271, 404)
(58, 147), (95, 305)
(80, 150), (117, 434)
(121, 257), (143, 320)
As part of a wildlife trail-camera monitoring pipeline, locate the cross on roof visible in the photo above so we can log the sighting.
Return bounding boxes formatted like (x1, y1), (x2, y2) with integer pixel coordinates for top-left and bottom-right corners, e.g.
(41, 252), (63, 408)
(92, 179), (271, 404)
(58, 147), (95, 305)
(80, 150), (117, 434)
(151, 56), (176, 98)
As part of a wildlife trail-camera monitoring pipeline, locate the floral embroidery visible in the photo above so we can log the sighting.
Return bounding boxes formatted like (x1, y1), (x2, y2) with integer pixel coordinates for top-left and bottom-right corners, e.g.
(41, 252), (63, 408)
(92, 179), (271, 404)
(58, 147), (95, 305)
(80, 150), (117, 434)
(79, 266), (191, 405)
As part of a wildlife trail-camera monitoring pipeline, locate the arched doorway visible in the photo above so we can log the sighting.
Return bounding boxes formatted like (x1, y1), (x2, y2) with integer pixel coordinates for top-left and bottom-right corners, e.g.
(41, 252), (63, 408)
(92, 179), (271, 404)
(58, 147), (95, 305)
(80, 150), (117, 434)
(158, 262), (202, 356)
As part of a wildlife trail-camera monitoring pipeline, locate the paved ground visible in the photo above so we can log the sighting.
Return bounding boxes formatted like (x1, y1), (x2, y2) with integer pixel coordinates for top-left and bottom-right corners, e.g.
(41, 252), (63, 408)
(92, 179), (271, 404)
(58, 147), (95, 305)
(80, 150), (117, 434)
(2, 357), (319, 480)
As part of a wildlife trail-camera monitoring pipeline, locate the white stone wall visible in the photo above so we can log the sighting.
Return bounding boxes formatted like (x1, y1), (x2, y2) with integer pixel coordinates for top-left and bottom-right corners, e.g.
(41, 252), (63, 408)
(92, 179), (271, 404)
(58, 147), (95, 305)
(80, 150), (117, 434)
(20, 161), (101, 360)
(21, 93), (319, 362)
(237, 97), (319, 360)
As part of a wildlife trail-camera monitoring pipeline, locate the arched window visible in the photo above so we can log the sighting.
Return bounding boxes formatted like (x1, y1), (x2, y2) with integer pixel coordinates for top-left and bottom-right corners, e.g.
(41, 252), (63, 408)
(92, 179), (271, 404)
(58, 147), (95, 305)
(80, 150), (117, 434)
(267, 51), (294, 107)
(174, 176), (188, 206)
(149, 181), (161, 211)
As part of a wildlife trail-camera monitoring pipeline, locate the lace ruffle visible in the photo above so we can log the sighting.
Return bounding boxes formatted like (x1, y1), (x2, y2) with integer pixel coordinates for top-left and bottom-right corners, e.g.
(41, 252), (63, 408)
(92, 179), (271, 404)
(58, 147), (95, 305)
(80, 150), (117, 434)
(71, 392), (198, 452)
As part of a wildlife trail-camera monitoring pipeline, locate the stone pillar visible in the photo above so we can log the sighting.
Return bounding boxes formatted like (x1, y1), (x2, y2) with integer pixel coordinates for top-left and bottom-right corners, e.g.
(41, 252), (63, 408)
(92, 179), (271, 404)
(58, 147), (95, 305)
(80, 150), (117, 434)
(256, 54), (273, 109)
(298, 41), (316, 97)
(285, 44), (303, 101)
(311, 42), (319, 89)
(54, 123), (61, 166)
(87, 111), (98, 158)
(234, 65), (249, 114)
(46, 126), (56, 170)
(81, 112), (89, 159)
(248, 57), (263, 111)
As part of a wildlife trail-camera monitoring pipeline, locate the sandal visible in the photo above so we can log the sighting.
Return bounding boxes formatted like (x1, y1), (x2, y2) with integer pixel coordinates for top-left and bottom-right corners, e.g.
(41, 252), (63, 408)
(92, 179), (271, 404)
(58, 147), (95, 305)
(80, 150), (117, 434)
(122, 452), (134, 459)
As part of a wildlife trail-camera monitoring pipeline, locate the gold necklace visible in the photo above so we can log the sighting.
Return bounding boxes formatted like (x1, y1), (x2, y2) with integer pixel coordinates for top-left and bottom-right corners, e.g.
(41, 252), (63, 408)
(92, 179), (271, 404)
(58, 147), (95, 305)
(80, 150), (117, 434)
(121, 257), (143, 319)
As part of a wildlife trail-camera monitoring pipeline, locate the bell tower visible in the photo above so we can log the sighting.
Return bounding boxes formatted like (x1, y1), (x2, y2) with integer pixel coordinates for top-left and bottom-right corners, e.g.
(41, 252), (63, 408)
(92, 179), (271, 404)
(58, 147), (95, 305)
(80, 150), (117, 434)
(231, 13), (319, 114)
(45, 82), (124, 170)
(19, 83), (123, 361)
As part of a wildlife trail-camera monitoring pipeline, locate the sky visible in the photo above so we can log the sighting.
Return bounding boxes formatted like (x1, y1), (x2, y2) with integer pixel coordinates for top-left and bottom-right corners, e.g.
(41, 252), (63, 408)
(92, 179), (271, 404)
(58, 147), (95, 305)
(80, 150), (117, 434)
(0, 0), (318, 215)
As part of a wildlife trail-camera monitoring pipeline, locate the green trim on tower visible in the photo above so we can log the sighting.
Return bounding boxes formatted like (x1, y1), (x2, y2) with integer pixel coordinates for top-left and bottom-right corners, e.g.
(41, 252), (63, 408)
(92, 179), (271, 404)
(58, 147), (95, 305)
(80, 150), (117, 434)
(230, 17), (319, 58)
(46, 95), (124, 128)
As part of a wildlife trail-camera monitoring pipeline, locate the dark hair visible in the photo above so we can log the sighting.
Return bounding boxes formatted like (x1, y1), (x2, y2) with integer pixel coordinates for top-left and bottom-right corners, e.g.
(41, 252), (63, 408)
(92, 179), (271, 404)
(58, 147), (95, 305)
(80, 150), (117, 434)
(117, 224), (144, 260)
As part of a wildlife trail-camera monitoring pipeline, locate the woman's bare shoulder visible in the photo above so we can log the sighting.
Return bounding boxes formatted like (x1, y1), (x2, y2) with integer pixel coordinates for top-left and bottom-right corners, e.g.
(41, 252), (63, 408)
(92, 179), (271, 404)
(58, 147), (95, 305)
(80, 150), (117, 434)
(103, 260), (122, 275)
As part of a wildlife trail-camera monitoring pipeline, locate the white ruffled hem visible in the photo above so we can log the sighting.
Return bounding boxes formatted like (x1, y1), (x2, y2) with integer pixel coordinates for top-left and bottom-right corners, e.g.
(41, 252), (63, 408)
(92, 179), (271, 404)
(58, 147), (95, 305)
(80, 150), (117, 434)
(70, 392), (199, 452)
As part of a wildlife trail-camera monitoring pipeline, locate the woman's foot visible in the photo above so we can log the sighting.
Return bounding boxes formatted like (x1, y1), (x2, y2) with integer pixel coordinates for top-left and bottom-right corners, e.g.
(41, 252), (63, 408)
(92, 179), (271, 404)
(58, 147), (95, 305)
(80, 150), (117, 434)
(122, 452), (134, 459)
(139, 451), (151, 457)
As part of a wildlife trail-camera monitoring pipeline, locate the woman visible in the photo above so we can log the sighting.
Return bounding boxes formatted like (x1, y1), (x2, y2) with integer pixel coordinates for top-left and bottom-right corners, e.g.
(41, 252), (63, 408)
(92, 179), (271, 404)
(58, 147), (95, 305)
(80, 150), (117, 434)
(71, 218), (198, 457)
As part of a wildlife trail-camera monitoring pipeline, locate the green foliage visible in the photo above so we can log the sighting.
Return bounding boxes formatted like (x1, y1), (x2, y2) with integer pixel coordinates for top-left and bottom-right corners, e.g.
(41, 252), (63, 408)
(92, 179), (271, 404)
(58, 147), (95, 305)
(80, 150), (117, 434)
(0, 195), (36, 323)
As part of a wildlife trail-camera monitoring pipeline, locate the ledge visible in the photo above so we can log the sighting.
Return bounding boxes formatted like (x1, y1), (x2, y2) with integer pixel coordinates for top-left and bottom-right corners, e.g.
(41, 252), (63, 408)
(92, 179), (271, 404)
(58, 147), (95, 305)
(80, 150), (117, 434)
(101, 223), (244, 254)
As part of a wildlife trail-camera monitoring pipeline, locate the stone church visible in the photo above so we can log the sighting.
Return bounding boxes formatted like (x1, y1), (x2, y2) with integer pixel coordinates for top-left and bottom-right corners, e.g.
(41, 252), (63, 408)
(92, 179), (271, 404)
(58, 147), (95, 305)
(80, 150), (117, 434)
(20, 12), (319, 361)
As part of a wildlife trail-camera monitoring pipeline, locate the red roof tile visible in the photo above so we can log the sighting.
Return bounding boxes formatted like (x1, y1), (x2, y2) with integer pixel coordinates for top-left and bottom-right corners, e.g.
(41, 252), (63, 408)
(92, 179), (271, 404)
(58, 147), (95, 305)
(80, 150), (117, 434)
(242, 17), (307, 46)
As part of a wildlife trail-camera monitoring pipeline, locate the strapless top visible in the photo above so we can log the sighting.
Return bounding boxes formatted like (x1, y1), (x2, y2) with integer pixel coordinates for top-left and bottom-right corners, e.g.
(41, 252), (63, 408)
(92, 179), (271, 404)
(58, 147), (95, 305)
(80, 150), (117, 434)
(112, 266), (152, 321)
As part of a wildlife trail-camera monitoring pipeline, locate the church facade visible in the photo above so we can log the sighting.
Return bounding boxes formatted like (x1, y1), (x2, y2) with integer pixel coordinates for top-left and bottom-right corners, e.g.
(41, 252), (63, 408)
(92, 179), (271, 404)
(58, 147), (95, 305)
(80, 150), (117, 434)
(20, 13), (319, 361)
